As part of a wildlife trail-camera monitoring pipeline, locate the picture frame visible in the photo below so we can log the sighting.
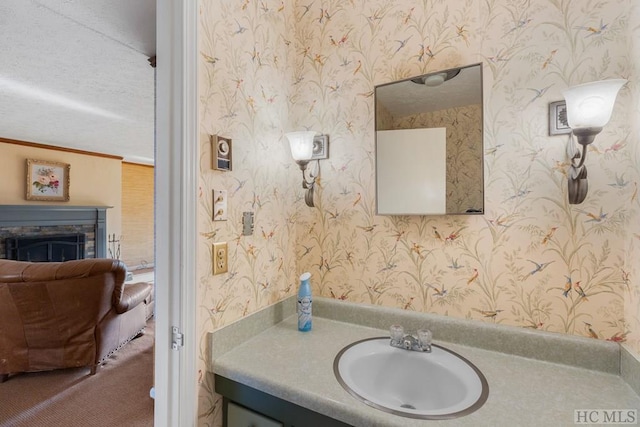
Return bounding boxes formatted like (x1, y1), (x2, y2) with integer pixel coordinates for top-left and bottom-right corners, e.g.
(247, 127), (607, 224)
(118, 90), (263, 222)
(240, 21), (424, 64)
(549, 100), (571, 136)
(26, 159), (70, 201)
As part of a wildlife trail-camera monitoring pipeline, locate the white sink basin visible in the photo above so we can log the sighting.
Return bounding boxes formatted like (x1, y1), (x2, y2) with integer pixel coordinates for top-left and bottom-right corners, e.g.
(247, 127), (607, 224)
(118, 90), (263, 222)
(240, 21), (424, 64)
(334, 337), (488, 419)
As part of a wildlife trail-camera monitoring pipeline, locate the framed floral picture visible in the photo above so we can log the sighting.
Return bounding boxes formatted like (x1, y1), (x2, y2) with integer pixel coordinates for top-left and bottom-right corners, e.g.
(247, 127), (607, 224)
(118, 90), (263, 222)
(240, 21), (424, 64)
(26, 159), (70, 201)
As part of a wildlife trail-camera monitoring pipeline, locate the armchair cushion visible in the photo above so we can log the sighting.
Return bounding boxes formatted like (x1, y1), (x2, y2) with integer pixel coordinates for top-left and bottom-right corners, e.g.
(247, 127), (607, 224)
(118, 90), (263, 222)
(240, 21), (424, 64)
(115, 281), (152, 314)
(0, 258), (150, 378)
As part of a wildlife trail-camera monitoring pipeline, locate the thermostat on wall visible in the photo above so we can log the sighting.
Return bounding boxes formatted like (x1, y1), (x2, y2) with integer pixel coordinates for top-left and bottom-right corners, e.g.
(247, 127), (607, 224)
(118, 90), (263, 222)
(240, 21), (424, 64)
(211, 134), (232, 171)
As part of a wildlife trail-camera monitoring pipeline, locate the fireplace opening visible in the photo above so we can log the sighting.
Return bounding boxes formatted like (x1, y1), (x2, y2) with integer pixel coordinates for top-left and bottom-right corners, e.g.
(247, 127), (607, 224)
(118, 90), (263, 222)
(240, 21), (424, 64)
(5, 234), (86, 262)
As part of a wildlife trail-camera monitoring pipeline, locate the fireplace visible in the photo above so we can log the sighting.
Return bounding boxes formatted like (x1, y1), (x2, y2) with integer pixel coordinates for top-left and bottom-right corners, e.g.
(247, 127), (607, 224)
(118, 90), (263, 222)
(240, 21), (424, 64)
(6, 233), (86, 262)
(0, 205), (109, 261)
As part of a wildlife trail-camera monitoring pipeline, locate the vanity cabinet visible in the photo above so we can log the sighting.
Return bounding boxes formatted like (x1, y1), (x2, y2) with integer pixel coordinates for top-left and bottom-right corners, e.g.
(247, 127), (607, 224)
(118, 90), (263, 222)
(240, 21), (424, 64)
(216, 375), (352, 427)
(227, 402), (283, 427)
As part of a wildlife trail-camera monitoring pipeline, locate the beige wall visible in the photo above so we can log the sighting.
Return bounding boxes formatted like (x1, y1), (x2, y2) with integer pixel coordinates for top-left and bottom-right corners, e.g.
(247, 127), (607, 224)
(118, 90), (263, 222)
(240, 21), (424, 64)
(625, 2), (640, 361)
(121, 162), (154, 270)
(291, 0), (637, 345)
(0, 141), (122, 237)
(197, 0), (298, 422)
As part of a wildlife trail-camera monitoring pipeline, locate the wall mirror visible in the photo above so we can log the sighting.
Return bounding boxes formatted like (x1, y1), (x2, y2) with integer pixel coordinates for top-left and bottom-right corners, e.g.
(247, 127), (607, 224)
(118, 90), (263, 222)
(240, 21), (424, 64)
(375, 63), (484, 215)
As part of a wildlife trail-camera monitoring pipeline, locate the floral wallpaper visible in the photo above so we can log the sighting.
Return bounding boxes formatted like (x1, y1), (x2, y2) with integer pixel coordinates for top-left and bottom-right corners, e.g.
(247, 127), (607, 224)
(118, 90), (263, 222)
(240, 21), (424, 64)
(197, 0), (299, 422)
(197, 0), (640, 425)
(626, 1), (640, 365)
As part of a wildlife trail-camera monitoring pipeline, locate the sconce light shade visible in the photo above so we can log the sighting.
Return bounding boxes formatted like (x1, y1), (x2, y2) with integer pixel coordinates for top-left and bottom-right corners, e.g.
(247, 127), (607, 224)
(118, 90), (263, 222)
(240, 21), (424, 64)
(285, 130), (326, 208)
(285, 131), (317, 163)
(562, 78), (626, 205)
(562, 79), (626, 130)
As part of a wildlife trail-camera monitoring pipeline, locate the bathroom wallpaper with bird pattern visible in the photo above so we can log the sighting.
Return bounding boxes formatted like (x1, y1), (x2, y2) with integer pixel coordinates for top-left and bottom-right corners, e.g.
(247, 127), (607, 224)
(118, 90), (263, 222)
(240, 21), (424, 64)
(197, 0), (640, 424)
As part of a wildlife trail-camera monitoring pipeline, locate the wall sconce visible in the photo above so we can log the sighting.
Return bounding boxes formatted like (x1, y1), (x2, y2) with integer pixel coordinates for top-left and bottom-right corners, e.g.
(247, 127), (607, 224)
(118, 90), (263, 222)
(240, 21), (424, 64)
(285, 131), (329, 207)
(563, 79), (626, 204)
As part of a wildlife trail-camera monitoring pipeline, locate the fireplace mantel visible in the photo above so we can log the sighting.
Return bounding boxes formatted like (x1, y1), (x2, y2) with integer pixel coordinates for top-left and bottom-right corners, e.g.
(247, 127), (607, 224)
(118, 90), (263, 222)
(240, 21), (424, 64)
(0, 205), (111, 258)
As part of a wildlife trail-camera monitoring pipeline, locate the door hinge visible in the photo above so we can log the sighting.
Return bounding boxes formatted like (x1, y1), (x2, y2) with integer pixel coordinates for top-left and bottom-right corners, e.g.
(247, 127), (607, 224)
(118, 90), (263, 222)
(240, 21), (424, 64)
(172, 326), (184, 350)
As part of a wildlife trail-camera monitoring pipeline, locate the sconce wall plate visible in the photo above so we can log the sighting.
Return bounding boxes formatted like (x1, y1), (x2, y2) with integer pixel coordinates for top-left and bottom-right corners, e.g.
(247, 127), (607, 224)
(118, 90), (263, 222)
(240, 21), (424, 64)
(549, 100), (571, 136)
(311, 134), (329, 160)
(211, 134), (232, 171)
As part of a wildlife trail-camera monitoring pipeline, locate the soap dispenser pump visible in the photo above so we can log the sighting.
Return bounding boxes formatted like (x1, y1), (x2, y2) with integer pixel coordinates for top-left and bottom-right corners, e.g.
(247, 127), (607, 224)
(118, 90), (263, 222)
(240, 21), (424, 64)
(297, 272), (312, 332)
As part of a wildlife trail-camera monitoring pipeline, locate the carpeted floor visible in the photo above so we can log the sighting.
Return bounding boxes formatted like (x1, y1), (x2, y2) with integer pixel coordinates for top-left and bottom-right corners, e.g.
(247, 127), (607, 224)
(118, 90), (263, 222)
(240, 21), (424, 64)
(0, 320), (155, 427)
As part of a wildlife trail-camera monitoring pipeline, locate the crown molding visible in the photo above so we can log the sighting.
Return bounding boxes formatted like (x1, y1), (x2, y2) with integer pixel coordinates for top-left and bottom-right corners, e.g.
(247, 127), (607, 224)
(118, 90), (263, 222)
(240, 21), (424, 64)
(0, 137), (123, 161)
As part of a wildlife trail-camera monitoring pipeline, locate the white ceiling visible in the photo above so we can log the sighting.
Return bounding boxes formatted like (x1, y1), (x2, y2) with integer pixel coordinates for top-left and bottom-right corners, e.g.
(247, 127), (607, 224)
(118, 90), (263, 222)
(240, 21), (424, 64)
(0, 0), (156, 164)
(376, 65), (482, 119)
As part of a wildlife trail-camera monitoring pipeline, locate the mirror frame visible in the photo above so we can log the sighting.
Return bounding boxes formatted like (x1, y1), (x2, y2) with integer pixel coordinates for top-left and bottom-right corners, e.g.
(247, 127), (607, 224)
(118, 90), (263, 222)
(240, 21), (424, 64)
(374, 63), (484, 216)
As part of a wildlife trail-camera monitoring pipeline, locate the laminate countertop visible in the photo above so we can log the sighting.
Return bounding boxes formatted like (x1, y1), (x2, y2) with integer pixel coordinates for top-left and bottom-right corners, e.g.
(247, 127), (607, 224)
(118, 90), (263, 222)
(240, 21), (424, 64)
(210, 297), (640, 427)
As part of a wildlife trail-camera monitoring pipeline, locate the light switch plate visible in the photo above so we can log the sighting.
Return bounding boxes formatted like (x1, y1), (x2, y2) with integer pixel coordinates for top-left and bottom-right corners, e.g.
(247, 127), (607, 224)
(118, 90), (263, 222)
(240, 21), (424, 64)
(213, 189), (227, 221)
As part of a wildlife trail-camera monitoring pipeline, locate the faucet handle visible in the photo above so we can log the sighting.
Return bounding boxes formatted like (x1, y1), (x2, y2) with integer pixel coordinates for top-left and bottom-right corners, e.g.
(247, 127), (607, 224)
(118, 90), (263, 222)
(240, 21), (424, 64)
(417, 328), (432, 349)
(389, 324), (404, 342)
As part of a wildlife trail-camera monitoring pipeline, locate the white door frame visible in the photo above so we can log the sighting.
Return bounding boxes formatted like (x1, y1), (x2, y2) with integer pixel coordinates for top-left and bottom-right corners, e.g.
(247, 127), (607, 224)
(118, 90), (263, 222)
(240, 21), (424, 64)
(155, 0), (198, 425)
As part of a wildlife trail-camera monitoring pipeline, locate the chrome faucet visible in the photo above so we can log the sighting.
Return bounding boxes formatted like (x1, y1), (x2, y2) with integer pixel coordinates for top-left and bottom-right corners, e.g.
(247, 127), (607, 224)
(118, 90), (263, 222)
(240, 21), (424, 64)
(389, 325), (432, 352)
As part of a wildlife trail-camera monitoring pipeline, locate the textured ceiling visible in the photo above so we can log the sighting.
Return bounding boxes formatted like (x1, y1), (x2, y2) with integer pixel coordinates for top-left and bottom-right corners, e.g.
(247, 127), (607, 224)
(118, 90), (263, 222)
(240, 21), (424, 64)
(376, 65), (482, 119)
(0, 0), (155, 164)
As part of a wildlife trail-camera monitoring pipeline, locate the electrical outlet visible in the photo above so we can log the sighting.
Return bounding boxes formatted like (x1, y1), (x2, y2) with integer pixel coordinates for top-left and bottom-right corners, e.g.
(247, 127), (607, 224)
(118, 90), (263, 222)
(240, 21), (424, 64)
(212, 242), (228, 275)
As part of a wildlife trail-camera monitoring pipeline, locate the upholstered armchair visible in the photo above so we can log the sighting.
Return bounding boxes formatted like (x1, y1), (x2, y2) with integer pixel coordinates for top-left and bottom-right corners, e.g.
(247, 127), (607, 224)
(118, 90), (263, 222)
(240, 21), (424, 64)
(0, 258), (152, 382)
